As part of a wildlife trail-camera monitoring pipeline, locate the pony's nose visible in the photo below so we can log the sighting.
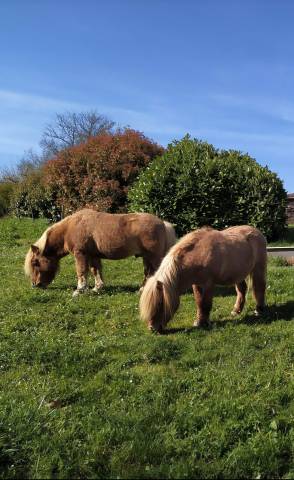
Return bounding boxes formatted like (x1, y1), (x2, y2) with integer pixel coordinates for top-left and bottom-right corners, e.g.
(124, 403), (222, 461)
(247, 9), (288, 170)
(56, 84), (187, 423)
(31, 282), (36, 288)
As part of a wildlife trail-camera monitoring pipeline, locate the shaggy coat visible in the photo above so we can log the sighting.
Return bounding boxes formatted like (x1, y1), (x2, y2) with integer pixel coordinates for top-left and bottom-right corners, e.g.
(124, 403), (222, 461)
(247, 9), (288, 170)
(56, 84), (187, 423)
(25, 209), (176, 295)
(140, 225), (267, 332)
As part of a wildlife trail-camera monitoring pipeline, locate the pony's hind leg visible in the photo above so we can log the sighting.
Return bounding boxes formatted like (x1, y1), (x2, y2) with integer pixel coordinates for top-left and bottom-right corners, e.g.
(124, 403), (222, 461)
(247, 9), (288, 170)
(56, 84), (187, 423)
(231, 280), (247, 316)
(193, 285), (213, 328)
(252, 262), (267, 316)
(90, 257), (104, 293)
(73, 251), (89, 296)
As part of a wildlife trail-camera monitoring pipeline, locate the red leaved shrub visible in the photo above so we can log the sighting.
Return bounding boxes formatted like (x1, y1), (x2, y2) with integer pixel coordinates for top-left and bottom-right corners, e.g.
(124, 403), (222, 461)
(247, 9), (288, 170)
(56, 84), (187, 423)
(44, 129), (163, 215)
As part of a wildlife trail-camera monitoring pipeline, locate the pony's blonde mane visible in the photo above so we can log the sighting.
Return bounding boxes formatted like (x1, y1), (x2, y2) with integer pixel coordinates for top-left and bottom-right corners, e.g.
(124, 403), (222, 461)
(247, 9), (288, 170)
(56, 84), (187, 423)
(24, 217), (68, 277)
(140, 251), (180, 326)
(24, 252), (32, 277)
(24, 227), (51, 277)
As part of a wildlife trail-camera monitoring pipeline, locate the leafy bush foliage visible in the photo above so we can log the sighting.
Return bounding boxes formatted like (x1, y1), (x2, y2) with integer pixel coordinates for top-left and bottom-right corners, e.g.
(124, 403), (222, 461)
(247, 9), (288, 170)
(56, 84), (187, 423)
(44, 129), (163, 215)
(129, 136), (288, 241)
(0, 182), (14, 216)
(10, 169), (61, 220)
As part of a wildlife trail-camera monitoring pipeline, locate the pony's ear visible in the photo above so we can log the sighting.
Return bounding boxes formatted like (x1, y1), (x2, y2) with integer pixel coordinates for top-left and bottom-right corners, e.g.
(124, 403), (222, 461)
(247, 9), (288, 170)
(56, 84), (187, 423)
(156, 280), (163, 291)
(31, 245), (40, 255)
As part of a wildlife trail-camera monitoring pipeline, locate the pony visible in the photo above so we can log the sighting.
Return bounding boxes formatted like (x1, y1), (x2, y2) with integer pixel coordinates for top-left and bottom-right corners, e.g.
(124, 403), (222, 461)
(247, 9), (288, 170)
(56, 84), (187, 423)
(24, 208), (176, 296)
(140, 225), (267, 332)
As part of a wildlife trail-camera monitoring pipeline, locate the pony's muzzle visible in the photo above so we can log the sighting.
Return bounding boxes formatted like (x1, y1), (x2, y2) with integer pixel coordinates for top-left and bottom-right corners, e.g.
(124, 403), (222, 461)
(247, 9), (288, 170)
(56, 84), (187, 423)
(32, 282), (46, 289)
(148, 322), (164, 334)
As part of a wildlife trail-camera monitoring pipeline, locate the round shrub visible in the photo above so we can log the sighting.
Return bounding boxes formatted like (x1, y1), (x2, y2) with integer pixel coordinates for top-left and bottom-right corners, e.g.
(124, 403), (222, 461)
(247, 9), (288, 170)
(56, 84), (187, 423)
(44, 129), (163, 216)
(128, 136), (288, 241)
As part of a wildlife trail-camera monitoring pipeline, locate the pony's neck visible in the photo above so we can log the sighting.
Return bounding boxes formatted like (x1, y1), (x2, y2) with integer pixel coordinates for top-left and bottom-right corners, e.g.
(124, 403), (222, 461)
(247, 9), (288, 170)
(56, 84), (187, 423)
(44, 219), (69, 258)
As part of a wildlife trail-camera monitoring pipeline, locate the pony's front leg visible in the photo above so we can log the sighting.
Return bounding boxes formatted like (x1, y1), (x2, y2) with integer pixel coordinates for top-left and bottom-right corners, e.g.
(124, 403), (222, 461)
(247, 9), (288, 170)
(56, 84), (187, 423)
(73, 251), (89, 297)
(192, 285), (213, 328)
(90, 258), (104, 293)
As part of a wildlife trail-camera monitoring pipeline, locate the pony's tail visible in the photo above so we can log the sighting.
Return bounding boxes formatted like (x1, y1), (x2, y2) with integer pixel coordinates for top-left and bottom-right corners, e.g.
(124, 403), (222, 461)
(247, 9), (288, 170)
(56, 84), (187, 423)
(163, 221), (177, 254)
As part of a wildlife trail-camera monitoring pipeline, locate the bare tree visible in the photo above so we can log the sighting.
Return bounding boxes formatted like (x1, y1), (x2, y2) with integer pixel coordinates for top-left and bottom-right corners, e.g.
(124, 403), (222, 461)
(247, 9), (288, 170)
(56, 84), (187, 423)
(40, 111), (115, 158)
(0, 149), (42, 183)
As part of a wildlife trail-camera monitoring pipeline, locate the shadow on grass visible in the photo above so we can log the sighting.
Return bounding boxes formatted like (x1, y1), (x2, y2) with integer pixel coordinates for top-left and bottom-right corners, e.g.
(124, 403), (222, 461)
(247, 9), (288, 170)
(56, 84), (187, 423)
(99, 284), (139, 295)
(215, 301), (294, 328)
(49, 285), (76, 291)
(163, 327), (200, 336)
(239, 301), (294, 326)
(48, 282), (234, 296)
(163, 301), (294, 335)
(49, 284), (139, 294)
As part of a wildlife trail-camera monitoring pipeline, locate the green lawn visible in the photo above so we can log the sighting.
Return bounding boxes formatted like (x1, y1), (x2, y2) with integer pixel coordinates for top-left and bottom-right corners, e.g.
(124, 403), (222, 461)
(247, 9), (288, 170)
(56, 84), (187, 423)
(0, 217), (294, 479)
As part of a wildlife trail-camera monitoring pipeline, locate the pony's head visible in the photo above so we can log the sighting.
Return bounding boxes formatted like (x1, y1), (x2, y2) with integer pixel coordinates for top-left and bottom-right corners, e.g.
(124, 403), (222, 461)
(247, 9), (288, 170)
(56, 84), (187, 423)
(140, 277), (180, 333)
(24, 244), (59, 288)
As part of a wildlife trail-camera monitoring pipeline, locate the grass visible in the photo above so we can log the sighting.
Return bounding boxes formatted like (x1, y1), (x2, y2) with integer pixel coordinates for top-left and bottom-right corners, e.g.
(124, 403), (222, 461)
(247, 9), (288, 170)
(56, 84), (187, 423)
(0, 217), (294, 479)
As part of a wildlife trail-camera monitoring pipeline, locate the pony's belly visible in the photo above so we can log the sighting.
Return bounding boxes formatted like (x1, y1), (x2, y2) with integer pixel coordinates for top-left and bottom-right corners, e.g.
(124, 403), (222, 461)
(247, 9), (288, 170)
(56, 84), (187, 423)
(94, 235), (142, 259)
(97, 245), (141, 260)
(215, 269), (251, 286)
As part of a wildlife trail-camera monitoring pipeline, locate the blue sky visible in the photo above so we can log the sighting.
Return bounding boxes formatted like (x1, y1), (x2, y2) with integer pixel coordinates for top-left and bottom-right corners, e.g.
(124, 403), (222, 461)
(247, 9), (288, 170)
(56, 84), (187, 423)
(0, 0), (294, 191)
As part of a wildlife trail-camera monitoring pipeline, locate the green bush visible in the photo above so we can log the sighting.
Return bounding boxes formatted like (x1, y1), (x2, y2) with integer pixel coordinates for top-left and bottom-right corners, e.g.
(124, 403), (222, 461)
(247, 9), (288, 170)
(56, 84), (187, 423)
(10, 170), (61, 221)
(128, 136), (288, 241)
(0, 182), (14, 217)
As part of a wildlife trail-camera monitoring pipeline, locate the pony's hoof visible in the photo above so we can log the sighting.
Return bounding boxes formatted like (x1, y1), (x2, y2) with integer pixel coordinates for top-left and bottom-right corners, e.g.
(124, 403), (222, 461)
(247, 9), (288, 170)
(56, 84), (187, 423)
(92, 284), (104, 293)
(72, 288), (86, 297)
(193, 320), (211, 329)
(254, 305), (265, 316)
(148, 324), (164, 334)
(231, 310), (240, 317)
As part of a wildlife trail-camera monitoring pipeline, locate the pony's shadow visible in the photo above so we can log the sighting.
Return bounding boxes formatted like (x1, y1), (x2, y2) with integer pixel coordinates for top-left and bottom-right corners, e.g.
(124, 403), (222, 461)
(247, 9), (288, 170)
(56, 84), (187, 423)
(163, 327), (201, 336)
(49, 284), (139, 294)
(163, 301), (294, 335)
(236, 301), (294, 326)
(95, 284), (139, 295)
(50, 285), (74, 291)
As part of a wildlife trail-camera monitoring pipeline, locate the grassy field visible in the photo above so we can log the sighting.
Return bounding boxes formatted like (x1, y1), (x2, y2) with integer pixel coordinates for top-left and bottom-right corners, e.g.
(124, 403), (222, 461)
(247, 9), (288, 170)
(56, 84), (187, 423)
(0, 217), (294, 479)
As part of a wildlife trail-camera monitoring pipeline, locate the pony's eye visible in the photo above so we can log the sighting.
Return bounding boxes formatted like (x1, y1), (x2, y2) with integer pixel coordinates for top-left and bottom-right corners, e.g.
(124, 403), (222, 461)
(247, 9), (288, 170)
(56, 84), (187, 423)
(32, 260), (40, 267)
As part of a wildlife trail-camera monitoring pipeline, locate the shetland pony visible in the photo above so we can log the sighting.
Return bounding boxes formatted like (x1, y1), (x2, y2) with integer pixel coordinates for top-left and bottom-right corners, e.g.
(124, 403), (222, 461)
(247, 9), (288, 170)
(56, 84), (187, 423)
(24, 209), (176, 296)
(140, 225), (267, 332)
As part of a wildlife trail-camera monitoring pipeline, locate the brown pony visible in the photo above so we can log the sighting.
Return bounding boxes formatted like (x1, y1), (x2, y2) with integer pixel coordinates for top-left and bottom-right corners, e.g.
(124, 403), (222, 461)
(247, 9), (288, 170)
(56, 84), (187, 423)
(24, 209), (176, 296)
(140, 225), (267, 332)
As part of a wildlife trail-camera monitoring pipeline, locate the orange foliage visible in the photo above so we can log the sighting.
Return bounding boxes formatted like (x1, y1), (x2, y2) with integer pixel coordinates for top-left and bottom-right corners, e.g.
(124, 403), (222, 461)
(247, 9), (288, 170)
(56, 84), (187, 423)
(44, 129), (163, 215)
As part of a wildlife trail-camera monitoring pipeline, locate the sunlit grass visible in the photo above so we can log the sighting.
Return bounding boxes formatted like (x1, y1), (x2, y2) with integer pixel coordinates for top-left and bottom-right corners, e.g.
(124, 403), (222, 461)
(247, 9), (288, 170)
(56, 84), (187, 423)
(0, 217), (294, 478)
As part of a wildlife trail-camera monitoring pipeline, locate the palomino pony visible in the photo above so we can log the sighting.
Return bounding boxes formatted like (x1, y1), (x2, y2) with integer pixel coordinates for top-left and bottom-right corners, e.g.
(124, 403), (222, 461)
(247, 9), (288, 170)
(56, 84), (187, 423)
(24, 209), (176, 296)
(140, 225), (267, 332)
